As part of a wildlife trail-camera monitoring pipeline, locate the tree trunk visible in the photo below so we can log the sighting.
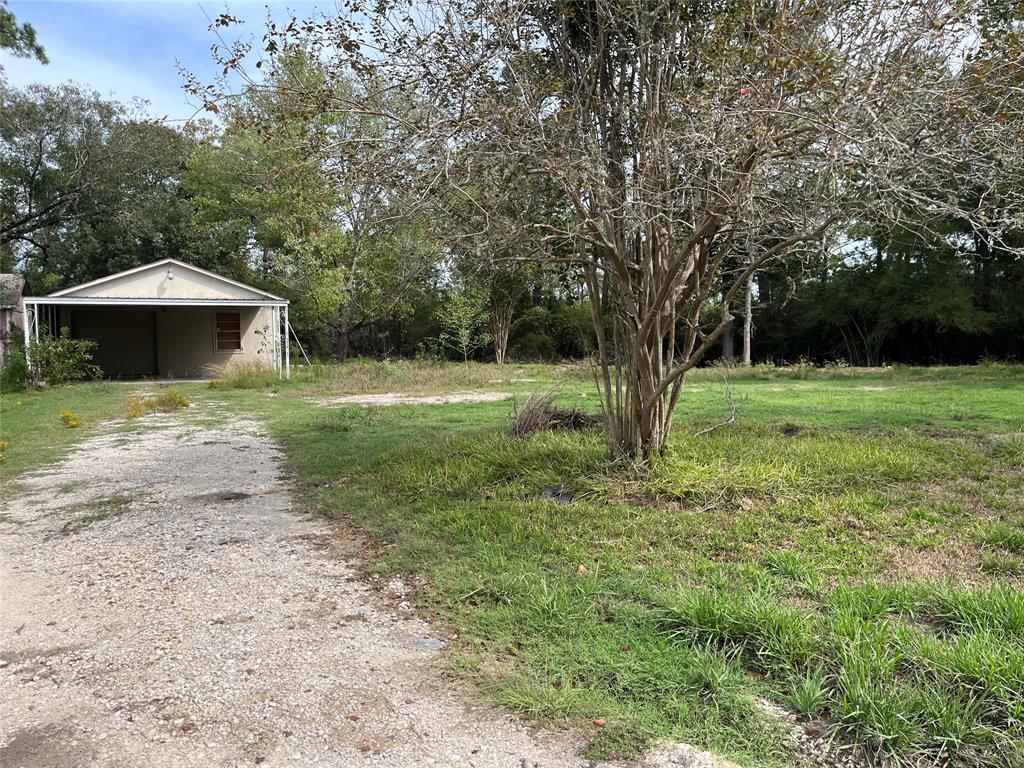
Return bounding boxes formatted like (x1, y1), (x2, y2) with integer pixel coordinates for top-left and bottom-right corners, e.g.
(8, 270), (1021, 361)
(335, 326), (350, 363)
(742, 276), (753, 365)
(335, 304), (352, 363)
(722, 323), (735, 362)
(491, 298), (513, 365)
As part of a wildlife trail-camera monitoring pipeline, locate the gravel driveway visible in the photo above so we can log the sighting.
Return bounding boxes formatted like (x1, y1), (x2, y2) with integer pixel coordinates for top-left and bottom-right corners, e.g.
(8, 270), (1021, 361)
(0, 406), (591, 767)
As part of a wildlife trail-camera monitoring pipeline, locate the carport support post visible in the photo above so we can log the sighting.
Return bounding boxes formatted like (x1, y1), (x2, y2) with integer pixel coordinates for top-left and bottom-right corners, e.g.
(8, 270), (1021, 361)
(272, 305), (280, 375)
(283, 305), (290, 379)
(22, 300), (33, 371)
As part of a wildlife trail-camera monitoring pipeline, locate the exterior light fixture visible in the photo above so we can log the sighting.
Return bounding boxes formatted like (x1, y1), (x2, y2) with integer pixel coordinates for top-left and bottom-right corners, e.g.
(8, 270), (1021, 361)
(167, 268), (174, 280)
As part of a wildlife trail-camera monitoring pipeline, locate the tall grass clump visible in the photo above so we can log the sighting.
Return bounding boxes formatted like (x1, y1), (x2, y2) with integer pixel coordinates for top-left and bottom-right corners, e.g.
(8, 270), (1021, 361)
(206, 360), (279, 390)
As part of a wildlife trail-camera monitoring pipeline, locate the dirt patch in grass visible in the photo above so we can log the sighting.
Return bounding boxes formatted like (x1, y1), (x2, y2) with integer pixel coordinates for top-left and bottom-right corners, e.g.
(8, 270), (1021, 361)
(316, 391), (514, 407)
(882, 541), (991, 586)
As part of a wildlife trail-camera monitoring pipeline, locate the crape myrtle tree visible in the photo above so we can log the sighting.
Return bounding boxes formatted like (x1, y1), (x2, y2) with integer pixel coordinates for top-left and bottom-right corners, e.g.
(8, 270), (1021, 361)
(200, 0), (1024, 460)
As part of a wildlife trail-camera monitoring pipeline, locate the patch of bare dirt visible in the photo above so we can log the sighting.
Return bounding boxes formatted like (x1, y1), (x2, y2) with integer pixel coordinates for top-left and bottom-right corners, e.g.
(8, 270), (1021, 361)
(882, 542), (991, 587)
(316, 391), (513, 407)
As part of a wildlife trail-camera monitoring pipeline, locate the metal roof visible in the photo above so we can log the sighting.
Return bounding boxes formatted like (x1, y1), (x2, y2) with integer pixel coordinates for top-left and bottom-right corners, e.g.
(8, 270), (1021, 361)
(47, 258), (286, 302)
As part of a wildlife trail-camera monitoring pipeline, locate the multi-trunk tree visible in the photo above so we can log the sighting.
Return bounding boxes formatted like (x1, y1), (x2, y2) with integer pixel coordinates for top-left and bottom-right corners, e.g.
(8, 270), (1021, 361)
(205, 0), (1024, 460)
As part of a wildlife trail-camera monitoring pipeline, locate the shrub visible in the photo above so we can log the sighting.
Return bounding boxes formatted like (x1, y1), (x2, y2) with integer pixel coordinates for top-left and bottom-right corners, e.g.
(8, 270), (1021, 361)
(509, 308), (556, 360)
(509, 331), (557, 361)
(59, 409), (81, 428)
(205, 359), (278, 389)
(0, 439), (8, 463)
(28, 327), (102, 385)
(547, 302), (594, 357)
(508, 304), (594, 360)
(0, 338), (30, 392)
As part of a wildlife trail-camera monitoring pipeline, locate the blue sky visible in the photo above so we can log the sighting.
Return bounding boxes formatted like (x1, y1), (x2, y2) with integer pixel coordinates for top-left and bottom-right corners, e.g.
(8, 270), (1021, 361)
(2, 1), (329, 123)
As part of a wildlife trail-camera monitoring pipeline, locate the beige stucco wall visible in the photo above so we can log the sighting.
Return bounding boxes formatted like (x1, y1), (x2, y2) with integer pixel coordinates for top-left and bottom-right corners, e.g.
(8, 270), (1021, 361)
(58, 305), (276, 378)
(61, 264), (265, 300)
(156, 306), (276, 378)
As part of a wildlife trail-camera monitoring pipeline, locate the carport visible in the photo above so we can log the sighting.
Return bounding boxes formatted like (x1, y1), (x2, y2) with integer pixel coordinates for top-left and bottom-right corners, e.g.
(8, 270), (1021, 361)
(22, 259), (291, 379)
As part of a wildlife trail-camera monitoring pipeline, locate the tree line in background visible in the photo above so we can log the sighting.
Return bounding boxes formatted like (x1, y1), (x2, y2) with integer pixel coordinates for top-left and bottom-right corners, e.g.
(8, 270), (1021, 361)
(3, 0), (1024, 458)
(3, 74), (1021, 368)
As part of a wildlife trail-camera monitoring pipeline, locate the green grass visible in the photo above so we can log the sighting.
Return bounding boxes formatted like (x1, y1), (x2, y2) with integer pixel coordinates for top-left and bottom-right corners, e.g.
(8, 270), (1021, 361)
(219, 364), (1023, 767)
(0, 381), (205, 491)
(5, 364), (1023, 767)
(0, 382), (133, 487)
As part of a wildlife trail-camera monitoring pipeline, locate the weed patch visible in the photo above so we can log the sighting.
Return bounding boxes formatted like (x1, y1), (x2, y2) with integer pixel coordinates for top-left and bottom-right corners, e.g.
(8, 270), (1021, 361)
(57, 494), (133, 535)
(125, 389), (190, 420)
(59, 409), (81, 428)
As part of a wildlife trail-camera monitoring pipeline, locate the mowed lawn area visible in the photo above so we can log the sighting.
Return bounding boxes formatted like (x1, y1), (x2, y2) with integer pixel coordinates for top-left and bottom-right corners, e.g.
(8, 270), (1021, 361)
(2, 363), (1022, 767)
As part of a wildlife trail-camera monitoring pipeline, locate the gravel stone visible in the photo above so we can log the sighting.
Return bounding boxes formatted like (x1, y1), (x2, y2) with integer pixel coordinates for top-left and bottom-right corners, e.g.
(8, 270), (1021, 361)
(0, 409), (593, 767)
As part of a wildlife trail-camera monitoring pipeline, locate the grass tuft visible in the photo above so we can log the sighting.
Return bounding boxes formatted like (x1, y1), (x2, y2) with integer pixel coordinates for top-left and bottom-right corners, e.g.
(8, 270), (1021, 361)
(982, 522), (1024, 554)
(206, 360), (279, 389)
(125, 388), (190, 420)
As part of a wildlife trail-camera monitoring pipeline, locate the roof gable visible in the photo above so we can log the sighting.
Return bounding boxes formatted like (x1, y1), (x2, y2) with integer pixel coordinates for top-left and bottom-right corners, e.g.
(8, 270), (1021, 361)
(49, 259), (282, 301)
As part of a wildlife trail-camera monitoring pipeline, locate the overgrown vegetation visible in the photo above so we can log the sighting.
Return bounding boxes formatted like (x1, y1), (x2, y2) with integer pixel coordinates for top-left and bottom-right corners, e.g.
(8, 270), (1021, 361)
(0, 338), (30, 393)
(232, 365), (1024, 768)
(125, 388), (190, 419)
(205, 359), (279, 390)
(293, 358), (592, 395)
(25, 327), (102, 386)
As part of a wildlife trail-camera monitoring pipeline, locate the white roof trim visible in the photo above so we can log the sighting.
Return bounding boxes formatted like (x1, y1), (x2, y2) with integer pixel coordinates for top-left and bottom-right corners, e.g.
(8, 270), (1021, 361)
(26, 297), (287, 307)
(48, 258), (285, 301)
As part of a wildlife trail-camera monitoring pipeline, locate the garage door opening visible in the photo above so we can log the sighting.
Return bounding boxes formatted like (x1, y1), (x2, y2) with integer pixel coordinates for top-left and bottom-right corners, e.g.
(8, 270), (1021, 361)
(70, 308), (158, 378)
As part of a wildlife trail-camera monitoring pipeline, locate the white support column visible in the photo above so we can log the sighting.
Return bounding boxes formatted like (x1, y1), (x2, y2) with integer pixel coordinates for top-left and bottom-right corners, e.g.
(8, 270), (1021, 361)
(275, 305), (282, 377)
(277, 306), (283, 374)
(22, 300), (33, 370)
(283, 305), (291, 379)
